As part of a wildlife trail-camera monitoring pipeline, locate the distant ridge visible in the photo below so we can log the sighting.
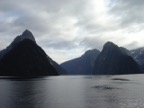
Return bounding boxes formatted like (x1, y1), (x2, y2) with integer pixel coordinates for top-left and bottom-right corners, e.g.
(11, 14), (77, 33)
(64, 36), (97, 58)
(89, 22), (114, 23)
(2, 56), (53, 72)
(61, 49), (100, 75)
(130, 47), (144, 72)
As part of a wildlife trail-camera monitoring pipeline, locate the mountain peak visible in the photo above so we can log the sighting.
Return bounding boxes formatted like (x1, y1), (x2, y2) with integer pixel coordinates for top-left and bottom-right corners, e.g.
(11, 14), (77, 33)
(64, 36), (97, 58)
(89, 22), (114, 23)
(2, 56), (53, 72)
(21, 30), (36, 42)
(83, 49), (100, 56)
(85, 49), (100, 53)
(93, 42), (141, 75)
(6, 30), (36, 52)
(0, 30), (59, 76)
(104, 41), (117, 48)
(102, 41), (120, 53)
(22, 29), (32, 35)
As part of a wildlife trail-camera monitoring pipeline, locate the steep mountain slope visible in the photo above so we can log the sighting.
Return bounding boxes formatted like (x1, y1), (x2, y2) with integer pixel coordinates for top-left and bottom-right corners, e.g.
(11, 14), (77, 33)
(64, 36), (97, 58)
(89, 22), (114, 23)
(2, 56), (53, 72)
(61, 49), (100, 75)
(0, 30), (35, 59)
(49, 58), (67, 75)
(130, 47), (144, 72)
(0, 30), (59, 76)
(93, 42), (141, 75)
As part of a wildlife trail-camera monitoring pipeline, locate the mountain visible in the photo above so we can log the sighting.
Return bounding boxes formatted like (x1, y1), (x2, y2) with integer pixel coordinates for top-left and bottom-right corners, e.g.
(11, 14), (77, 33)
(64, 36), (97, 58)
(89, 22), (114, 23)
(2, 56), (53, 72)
(130, 47), (144, 72)
(49, 58), (67, 75)
(120, 47), (130, 55)
(0, 30), (59, 76)
(93, 42), (141, 75)
(0, 30), (36, 59)
(61, 49), (100, 75)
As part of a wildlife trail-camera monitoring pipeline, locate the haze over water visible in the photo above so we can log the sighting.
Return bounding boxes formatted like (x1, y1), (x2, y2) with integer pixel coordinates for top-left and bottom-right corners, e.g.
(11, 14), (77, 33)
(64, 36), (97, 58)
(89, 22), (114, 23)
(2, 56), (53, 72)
(0, 75), (144, 108)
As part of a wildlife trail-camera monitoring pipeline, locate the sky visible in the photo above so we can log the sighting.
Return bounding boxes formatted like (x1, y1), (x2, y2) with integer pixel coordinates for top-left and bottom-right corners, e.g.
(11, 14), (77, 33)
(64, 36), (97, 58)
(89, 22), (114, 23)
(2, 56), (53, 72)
(0, 0), (144, 63)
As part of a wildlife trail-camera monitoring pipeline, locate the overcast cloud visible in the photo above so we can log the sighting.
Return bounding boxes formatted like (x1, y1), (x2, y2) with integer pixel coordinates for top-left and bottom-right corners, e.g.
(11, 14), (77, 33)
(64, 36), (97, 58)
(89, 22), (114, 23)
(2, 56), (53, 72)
(0, 0), (144, 63)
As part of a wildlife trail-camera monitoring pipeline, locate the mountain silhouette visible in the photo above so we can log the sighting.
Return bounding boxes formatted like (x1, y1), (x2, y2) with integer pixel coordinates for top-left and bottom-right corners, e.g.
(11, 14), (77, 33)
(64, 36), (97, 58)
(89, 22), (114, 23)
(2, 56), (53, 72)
(130, 47), (144, 72)
(93, 42), (141, 75)
(0, 30), (59, 76)
(61, 49), (100, 75)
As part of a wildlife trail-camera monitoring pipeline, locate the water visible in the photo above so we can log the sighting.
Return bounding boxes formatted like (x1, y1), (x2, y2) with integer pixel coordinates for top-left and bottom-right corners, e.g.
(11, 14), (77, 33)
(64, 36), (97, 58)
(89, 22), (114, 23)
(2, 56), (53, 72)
(0, 75), (144, 108)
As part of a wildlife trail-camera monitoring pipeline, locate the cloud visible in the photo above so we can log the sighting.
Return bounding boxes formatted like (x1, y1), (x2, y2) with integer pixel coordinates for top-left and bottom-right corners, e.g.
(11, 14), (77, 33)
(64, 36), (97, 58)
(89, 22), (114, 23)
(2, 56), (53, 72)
(0, 0), (144, 63)
(109, 0), (144, 27)
(38, 38), (78, 50)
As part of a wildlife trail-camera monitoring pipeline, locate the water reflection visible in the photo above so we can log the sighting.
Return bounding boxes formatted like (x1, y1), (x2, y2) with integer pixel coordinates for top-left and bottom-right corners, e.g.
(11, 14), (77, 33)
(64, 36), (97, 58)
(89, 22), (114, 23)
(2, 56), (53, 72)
(3, 80), (40, 108)
(39, 76), (88, 108)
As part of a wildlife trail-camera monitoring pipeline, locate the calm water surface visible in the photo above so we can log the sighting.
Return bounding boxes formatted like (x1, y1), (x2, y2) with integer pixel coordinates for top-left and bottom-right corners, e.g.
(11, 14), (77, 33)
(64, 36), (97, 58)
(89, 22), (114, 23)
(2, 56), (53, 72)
(0, 75), (144, 108)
